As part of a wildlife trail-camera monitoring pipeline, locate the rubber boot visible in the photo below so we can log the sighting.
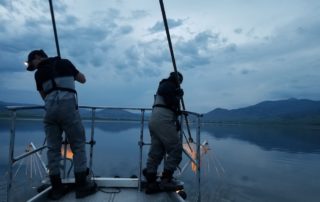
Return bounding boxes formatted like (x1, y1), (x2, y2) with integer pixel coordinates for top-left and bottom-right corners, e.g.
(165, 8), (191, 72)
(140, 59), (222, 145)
(142, 168), (160, 194)
(74, 169), (97, 199)
(159, 169), (183, 191)
(48, 175), (69, 200)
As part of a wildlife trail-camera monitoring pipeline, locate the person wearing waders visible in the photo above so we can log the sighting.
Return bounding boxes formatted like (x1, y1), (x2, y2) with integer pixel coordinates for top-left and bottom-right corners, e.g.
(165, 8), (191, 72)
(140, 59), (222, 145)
(25, 49), (97, 200)
(143, 71), (184, 194)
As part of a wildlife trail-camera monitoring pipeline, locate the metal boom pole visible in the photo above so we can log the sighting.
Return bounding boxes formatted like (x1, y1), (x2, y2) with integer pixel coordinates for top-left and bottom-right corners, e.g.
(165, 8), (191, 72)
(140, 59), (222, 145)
(159, 0), (193, 143)
(48, 0), (61, 57)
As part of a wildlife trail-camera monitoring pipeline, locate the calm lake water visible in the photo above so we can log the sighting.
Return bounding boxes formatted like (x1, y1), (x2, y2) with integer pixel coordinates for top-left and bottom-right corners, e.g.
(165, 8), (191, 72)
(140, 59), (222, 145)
(1, 119), (320, 202)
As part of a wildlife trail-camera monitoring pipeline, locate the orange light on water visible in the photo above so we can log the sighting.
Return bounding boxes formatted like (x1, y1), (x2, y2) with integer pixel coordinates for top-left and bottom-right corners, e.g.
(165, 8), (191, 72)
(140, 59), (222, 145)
(183, 143), (197, 172)
(183, 141), (210, 173)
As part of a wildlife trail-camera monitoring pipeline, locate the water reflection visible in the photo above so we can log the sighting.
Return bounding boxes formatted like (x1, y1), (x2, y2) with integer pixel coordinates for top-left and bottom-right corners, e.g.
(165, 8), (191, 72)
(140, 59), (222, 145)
(196, 124), (320, 202)
(1, 120), (320, 202)
(202, 124), (320, 153)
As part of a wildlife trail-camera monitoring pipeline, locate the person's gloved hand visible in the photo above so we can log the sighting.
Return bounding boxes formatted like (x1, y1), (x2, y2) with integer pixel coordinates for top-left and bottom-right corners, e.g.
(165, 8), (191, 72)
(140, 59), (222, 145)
(176, 88), (184, 97)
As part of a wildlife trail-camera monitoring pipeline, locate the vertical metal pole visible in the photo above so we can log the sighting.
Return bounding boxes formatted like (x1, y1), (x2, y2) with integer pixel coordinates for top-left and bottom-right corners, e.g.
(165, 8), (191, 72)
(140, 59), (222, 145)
(48, 0), (61, 57)
(138, 109), (145, 191)
(196, 115), (201, 202)
(89, 108), (96, 171)
(7, 110), (16, 202)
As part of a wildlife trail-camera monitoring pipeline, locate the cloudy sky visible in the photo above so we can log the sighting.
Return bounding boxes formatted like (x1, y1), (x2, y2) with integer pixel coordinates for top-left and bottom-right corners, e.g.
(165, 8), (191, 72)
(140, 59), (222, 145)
(0, 0), (319, 113)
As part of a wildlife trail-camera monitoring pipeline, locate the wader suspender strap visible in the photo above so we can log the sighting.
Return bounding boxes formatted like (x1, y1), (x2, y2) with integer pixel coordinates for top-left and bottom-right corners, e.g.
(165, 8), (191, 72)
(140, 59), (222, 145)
(44, 60), (79, 109)
(152, 94), (177, 114)
(152, 104), (175, 112)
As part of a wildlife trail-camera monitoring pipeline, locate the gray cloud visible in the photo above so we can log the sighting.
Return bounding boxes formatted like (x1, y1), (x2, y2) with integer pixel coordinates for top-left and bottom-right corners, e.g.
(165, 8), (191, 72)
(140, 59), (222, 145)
(148, 18), (184, 33)
(0, 0), (9, 6)
(173, 30), (222, 69)
(106, 39), (170, 78)
(224, 43), (237, 53)
(130, 10), (149, 19)
(116, 25), (133, 35)
(106, 29), (218, 72)
(1, 1), (320, 112)
(234, 28), (243, 34)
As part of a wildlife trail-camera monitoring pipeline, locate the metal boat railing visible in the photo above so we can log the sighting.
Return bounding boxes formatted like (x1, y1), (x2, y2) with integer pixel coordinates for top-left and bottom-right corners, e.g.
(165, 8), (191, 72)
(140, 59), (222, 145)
(5, 105), (203, 202)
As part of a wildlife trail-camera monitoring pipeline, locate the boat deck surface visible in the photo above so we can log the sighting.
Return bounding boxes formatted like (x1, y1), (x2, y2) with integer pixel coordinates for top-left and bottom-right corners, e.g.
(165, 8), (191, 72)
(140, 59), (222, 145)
(26, 177), (185, 202)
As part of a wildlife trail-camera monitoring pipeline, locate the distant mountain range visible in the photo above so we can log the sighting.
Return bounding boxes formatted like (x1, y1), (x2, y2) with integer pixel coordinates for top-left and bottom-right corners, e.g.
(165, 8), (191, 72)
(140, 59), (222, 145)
(0, 101), (45, 117)
(1, 98), (320, 124)
(0, 101), (145, 120)
(81, 108), (145, 120)
(203, 98), (320, 124)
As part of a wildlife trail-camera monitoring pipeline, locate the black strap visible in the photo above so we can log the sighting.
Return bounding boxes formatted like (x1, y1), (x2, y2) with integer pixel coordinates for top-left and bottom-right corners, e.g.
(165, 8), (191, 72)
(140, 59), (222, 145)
(153, 104), (178, 114)
(153, 104), (170, 109)
(44, 86), (77, 96)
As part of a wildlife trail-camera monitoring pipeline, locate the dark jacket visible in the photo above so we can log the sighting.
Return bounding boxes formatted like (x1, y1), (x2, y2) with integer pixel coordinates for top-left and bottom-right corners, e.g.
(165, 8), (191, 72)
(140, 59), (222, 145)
(156, 76), (182, 112)
(35, 57), (79, 97)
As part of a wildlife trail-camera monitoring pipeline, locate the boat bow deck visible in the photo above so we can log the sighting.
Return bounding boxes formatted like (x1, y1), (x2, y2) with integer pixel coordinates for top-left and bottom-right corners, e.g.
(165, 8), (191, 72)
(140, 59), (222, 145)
(27, 177), (185, 202)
